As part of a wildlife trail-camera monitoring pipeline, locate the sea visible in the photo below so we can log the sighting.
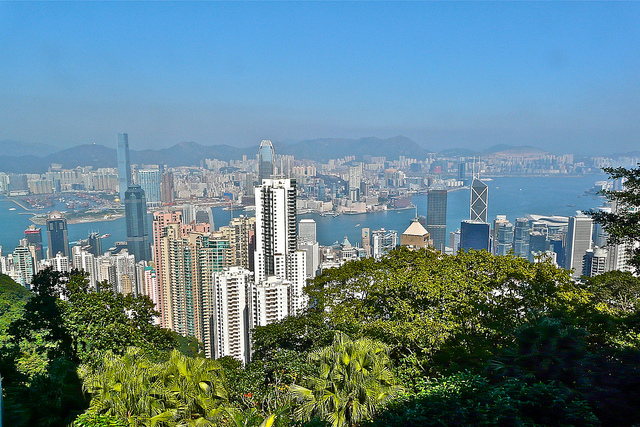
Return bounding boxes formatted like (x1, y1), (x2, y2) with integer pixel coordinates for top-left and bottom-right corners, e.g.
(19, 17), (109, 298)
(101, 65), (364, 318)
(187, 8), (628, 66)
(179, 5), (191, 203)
(0, 174), (608, 255)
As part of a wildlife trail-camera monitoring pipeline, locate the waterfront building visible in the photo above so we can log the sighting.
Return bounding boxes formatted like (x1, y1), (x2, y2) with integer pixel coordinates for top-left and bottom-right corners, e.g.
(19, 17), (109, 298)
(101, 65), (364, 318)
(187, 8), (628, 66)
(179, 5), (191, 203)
(298, 218), (317, 244)
(565, 214), (593, 277)
(125, 185), (151, 262)
(493, 216), (513, 256)
(212, 266), (252, 364)
(513, 217), (531, 259)
(46, 211), (69, 259)
(426, 188), (447, 252)
(400, 218), (432, 250)
(349, 163), (362, 201)
(470, 178), (488, 223)
(583, 246), (608, 277)
(371, 228), (398, 259)
(87, 232), (103, 256)
(460, 220), (490, 252)
(257, 140), (275, 184)
(138, 169), (162, 208)
(117, 133), (132, 202)
(24, 225), (44, 263)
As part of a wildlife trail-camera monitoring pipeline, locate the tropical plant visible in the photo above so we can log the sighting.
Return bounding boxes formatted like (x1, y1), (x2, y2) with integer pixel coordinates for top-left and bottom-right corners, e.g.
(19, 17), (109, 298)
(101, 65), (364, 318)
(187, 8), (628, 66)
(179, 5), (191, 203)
(290, 333), (402, 427)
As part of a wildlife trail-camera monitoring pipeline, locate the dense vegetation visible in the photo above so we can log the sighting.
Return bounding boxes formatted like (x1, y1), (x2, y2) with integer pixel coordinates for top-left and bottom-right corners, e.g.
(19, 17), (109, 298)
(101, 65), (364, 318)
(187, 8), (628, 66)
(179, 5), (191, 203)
(2, 165), (639, 426)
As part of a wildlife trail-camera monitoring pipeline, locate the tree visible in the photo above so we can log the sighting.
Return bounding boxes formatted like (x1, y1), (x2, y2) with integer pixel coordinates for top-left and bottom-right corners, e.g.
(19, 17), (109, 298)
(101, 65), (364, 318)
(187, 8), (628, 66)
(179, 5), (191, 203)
(586, 165), (640, 272)
(290, 333), (402, 427)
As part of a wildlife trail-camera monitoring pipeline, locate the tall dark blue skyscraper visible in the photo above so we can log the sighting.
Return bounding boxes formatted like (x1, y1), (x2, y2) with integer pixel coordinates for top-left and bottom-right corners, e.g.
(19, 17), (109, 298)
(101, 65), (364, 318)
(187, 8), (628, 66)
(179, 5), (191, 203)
(426, 188), (447, 252)
(257, 139), (275, 184)
(117, 133), (131, 202)
(46, 211), (69, 259)
(460, 220), (490, 251)
(125, 185), (151, 261)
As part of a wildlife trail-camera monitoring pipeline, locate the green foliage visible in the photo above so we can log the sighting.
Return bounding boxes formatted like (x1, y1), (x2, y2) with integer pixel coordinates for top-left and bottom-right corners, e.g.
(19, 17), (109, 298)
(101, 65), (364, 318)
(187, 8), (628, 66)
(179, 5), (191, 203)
(367, 373), (598, 427)
(72, 413), (128, 427)
(290, 333), (402, 427)
(586, 165), (640, 272)
(79, 347), (227, 426)
(308, 247), (575, 375)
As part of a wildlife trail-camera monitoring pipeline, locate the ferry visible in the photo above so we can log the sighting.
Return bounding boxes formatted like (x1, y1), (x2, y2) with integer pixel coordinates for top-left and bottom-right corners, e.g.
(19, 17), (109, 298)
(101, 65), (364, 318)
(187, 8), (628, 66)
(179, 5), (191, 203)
(9, 207), (16, 211)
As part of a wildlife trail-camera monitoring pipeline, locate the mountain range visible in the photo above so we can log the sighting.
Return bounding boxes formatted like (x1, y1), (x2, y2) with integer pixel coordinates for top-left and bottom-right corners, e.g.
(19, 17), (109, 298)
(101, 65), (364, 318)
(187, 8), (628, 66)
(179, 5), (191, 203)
(0, 137), (571, 174)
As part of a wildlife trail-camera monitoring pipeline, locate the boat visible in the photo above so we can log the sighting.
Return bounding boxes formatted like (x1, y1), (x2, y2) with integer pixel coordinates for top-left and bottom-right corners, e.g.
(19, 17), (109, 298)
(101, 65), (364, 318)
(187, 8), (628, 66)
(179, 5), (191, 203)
(101, 234), (111, 238)
(355, 224), (360, 227)
(9, 207), (16, 211)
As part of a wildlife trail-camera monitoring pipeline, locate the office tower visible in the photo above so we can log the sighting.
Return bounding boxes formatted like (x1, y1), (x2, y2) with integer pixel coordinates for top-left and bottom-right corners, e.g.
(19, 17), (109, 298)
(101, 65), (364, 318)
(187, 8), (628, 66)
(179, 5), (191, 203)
(125, 185), (151, 262)
(513, 217), (531, 259)
(72, 244), (98, 289)
(46, 211), (69, 259)
(87, 232), (103, 256)
(458, 163), (466, 181)
(138, 169), (162, 208)
(470, 178), (488, 223)
(117, 133), (132, 202)
(298, 219), (317, 244)
(161, 171), (175, 204)
(13, 241), (34, 289)
(449, 229), (461, 254)
(254, 178), (297, 283)
(361, 228), (371, 257)
(529, 231), (549, 254)
(426, 189), (447, 252)
(460, 220), (490, 251)
(349, 163), (362, 201)
(298, 240), (319, 278)
(371, 228), (398, 260)
(401, 219), (432, 249)
(220, 216), (256, 270)
(24, 225), (43, 263)
(257, 139), (275, 184)
(583, 247), (608, 277)
(564, 214), (593, 277)
(549, 236), (565, 268)
(493, 216), (513, 255)
(212, 267), (252, 363)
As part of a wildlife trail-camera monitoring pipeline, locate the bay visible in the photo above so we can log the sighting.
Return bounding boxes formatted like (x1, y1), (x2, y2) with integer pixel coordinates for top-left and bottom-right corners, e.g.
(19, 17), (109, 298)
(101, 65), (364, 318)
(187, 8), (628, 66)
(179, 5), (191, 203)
(0, 174), (607, 254)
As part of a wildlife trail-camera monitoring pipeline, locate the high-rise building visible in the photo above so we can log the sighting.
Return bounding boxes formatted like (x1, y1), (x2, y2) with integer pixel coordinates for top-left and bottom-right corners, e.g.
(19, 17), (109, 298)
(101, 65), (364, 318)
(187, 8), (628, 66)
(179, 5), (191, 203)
(212, 267), (252, 364)
(470, 178), (488, 223)
(13, 240), (34, 289)
(583, 246), (607, 277)
(493, 216), (513, 256)
(371, 228), (398, 259)
(254, 178), (297, 282)
(348, 163), (362, 201)
(138, 169), (162, 208)
(426, 189), (447, 252)
(117, 133), (132, 202)
(46, 211), (69, 259)
(24, 225), (43, 263)
(460, 220), (490, 251)
(219, 215), (256, 270)
(257, 139), (275, 184)
(87, 232), (103, 256)
(161, 171), (175, 205)
(513, 217), (531, 259)
(361, 228), (371, 257)
(72, 244), (98, 289)
(125, 185), (151, 262)
(565, 214), (593, 277)
(250, 276), (290, 328)
(298, 218), (317, 244)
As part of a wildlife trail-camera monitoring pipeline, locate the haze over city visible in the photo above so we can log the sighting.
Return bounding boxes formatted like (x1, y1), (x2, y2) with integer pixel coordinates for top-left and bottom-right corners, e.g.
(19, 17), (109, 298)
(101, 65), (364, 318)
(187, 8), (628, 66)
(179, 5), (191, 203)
(1, 2), (639, 154)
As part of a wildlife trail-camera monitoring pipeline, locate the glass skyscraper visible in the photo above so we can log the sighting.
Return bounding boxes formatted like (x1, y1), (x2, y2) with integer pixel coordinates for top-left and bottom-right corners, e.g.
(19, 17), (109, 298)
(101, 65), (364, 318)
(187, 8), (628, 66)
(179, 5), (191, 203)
(46, 211), (69, 259)
(117, 133), (131, 202)
(257, 139), (275, 184)
(125, 185), (151, 261)
(138, 169), (162, 207)
(426, 188), (447, 252)
(470, 178), (488, 223)
(460, 220), (490, 252)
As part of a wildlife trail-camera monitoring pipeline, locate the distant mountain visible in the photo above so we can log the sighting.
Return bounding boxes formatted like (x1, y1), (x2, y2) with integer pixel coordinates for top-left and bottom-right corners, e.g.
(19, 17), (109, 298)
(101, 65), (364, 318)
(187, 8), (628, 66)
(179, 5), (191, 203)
(609, 151), (640, 159)
(131, 141), (252, 167)
(279, 136), (432, 162)
(0, 139), (60, 157)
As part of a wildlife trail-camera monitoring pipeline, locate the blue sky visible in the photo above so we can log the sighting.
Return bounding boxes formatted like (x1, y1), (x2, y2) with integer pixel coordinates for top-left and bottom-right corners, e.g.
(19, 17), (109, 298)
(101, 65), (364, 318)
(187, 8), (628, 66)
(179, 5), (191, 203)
(0, 2), (638, 154)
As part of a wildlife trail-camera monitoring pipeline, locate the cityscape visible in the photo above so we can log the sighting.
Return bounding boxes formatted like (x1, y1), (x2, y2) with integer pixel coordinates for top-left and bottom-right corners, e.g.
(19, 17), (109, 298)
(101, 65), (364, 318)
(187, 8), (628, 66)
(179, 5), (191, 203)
(1, 2), (640, 427)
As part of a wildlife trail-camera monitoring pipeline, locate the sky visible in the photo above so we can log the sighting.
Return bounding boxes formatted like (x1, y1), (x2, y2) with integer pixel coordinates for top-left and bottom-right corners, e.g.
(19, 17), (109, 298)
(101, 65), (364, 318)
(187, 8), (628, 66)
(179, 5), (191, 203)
(1, 2), (639, 155)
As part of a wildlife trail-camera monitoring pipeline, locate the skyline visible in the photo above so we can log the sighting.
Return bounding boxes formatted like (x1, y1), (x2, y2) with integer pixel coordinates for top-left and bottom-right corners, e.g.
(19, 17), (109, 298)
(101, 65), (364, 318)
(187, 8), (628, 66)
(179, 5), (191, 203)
(1, 2), (639, 154)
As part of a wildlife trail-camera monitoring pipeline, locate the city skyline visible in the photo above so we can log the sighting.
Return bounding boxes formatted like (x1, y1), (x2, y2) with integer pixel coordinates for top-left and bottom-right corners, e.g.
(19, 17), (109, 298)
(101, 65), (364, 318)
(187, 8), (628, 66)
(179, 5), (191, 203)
(1, 2), (638, 154)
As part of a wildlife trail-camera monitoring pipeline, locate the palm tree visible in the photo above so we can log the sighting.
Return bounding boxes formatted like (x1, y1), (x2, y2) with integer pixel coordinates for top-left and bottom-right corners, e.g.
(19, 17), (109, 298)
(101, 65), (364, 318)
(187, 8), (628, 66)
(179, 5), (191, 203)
(290, 333), (403, 427)
(159, 349), (227, 426)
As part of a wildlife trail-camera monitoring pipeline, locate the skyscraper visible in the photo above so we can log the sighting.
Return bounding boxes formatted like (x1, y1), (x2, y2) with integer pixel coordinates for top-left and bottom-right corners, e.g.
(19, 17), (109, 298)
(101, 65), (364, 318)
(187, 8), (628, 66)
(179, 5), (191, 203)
(565, 214), (593, 277)
(426, 188), (447, 252)
(257, 139), (275, 184)
(125, 185), (151, 262)
(138, 169), (162, 207)
(24, 225), (43, 263)
(298, 218), (317, 244)
(117, 133), (132, 202)
(493, 216), (514, 256)
(513, 217), (531, 259)
(46, 211), (69, 259)
(13, 240), (35, 289)
(460, 220), (490, 251)
(470, 178), (488, 223)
